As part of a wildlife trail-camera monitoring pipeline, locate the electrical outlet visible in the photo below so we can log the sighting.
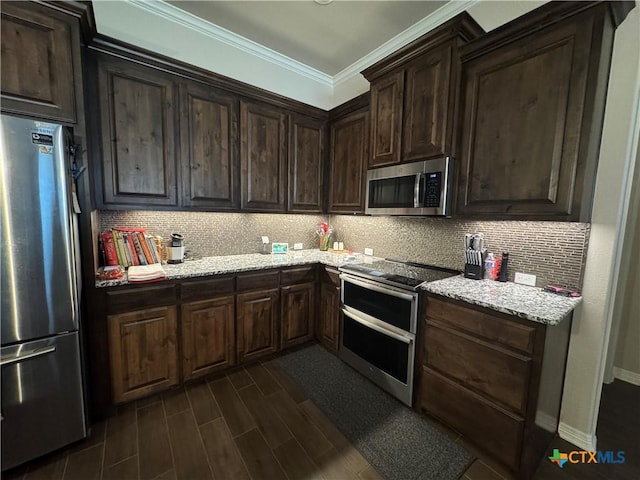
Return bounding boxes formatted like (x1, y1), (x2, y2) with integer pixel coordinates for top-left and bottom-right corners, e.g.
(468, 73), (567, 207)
(364, 248), (374, 256)
(514, 272), (537, 287)
(293, 243), (303, 250)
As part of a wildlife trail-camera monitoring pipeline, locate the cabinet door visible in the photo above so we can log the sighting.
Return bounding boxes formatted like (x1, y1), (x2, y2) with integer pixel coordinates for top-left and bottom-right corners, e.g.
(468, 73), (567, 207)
(237, 288), (280, 363)
(403, 44), (453, 162)
(240, 101), (287, 211)
(457, 17), (597, 219)
(318, 280), (340, 352)
(1, 2), (78, 123)
(108, 306), (178, 404)
(369, 71), (404, 168)
(281, 282), (315, 349)
(181, 82), (239, 209)
(328, 110), (369, 213)
(182, 296), (235, 381)
(97, 56), (178, 207)
(289, 114), (324, 212)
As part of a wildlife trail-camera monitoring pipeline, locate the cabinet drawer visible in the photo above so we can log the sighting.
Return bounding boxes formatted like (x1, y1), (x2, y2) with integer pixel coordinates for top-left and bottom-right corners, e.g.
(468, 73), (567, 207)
(425, 323), (531, 414)
(427, 296), (536, 353)
(106, 284), (177, 314)
(281, 266), (316, 285)
(181, 277), (235, 302)
(237, 270), (280, 291)
(420, 367), (523, 470)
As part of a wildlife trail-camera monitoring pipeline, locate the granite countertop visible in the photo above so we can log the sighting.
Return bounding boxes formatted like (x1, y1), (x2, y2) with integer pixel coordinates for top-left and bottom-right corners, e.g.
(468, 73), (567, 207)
(96, 250), (374, 288)
(422, 275), (581, 326)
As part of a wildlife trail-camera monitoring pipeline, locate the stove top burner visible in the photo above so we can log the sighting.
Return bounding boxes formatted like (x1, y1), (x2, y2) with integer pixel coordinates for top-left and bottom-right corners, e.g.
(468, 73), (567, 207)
(339, 259), (459, 290)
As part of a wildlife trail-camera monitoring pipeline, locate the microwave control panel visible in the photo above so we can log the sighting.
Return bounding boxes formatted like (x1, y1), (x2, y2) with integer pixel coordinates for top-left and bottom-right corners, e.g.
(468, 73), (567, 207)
(423, 172), (441, 207)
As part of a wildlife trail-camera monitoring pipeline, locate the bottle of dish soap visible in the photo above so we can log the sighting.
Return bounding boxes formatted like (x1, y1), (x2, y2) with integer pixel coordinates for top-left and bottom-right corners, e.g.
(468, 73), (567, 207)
(484, 253), (496, 280)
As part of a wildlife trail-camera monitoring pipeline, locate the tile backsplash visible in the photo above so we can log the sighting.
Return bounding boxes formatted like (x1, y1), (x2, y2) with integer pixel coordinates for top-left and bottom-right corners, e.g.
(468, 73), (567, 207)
(100, 211), (325, 258)
(99, 210), (590, 290)
(330, 216), (590, 290)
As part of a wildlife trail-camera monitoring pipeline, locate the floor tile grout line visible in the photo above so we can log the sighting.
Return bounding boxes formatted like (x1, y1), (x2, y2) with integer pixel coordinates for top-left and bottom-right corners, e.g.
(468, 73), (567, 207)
(184, 383), (216, 480)
(60, 454), (70, 480)
(104, 452), (137, 470)
(135, 400), (141, 480)
(98, 420), (108, 480)
(160, 393), (178, 480)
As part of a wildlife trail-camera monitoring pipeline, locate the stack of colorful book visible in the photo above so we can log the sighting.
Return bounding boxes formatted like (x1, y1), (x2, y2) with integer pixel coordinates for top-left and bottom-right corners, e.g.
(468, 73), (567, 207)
(101, 228), (163, 267)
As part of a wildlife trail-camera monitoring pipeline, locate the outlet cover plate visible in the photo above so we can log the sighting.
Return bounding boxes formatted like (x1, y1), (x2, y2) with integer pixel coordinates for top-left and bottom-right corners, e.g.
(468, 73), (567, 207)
(514, 272), (536, 287)
(364, 248), (374, 256)
(293, 243), (303, 250)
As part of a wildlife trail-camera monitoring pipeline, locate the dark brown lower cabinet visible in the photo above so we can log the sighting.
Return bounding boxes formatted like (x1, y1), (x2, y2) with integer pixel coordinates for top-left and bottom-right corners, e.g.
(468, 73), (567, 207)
(237, 288), (280, 363)
(417, 295), (572, 479)
(181, 295), (235, 381)
(317, 268), (341, 352)
(108, 306), (178, 404)
(281, 282), (315, 349)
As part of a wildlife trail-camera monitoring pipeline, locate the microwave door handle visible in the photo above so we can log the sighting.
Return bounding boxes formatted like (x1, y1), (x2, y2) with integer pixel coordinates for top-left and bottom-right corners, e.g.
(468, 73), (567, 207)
(341, 308), (412, 344)
(414, 173), (422, 208)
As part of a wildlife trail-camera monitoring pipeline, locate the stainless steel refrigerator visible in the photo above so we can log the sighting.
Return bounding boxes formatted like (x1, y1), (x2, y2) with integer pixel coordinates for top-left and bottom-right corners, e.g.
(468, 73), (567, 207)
(1, 114), (86, 470)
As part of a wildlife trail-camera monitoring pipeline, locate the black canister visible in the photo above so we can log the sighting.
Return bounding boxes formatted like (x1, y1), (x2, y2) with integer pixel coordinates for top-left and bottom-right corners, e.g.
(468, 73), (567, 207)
(498, 252), (509, 282)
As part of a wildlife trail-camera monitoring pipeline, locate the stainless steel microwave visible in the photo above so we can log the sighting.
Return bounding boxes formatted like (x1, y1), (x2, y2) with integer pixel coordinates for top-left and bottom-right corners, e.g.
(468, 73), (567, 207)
(365, 157), (454, 216)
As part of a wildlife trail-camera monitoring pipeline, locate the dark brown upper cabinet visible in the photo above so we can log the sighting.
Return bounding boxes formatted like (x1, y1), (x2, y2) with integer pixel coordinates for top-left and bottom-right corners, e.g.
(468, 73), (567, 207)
(456, 2), (629, 221)
(181, 81), (239, 210)
(328, 108), (369, 214)
(362, 13), (484, 169)
(96, 55), (179, 207)
(288, 114), (324, 212)
(368, 71), (404, 168)
(1, 1), (80, 123)
(240, 101), (287, 212)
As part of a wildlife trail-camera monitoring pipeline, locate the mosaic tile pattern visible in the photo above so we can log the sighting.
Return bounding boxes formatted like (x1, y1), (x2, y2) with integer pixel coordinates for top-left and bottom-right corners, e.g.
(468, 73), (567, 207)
(99, 211), (590, 290)
(330, 216), (590, 290)
(423, 276), (581, 325)
(100, 211), (325, 258)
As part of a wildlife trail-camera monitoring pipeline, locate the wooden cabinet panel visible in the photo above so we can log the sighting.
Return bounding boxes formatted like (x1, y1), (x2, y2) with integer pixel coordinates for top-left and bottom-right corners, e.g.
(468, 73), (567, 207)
(181, 276), (235, 302)
(106, 284), (178, 315)
(317, 279), (340, 352)
(419, 367), (523, 470)
(108, 306), (178, 403)
(281, 282), (315, 349)
(369, 71), (404, 168)
(181, 82), (239, 209)
(328, 110), (369, 213)
(427, 296), (536, 354)
(424, 323), (531, 414)
(281, 266), (316, 286)
(1, 2), (78, 122)
(289, 114), (324, 212)
(240, 101), (287, 211)
(182, 296), (235, 381)
(97, 56), (178, 206)
(457, 14), (601, 219)
(402, 45), (453, 161)
(237, 288), (280, 363)
(237, 270), (280, 292)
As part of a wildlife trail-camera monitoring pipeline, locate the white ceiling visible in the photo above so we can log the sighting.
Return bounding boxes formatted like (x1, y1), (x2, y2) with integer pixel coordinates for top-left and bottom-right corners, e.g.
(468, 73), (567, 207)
(167, 1), (447, 76)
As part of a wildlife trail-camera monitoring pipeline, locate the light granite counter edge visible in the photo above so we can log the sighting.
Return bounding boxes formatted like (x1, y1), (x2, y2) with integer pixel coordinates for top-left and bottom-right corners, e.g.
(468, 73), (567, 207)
(421, 275), (581, 326)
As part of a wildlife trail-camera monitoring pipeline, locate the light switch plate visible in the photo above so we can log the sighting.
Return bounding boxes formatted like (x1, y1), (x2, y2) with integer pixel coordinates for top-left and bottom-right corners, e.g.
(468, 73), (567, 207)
(293, 243), (303, 250)
(364, 248), (374, 256)
(514, 272), (536, 287)
(261, 236), (269, 244)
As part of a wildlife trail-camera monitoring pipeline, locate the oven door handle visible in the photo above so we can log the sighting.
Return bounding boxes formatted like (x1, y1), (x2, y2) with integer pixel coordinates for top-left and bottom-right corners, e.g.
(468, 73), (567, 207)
(342, 308), (413, 344)
(341, 275), (416, 301)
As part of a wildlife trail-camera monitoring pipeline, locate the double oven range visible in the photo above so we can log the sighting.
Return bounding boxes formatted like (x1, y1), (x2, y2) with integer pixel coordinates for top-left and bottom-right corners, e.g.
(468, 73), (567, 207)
(338, 260), (458, 406)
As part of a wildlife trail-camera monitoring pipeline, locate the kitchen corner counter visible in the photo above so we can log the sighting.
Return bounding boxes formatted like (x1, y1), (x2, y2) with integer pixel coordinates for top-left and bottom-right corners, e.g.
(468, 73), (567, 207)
(95, 250), (372, 288)
(422, 275), (581, 325)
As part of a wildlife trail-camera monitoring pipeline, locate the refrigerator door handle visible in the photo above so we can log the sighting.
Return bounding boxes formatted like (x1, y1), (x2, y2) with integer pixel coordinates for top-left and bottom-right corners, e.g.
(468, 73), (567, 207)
(0, 345), (56, 366)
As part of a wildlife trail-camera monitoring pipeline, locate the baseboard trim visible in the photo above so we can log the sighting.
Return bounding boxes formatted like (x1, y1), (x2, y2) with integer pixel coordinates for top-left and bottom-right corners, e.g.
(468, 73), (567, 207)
(613, 367), (640, 386)
(535, 411), (558, 432)
(558, 423), (597, 451)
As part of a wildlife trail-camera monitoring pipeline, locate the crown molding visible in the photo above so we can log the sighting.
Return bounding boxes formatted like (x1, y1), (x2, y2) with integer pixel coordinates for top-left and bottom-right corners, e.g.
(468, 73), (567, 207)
(333, 0), (479, 87)
(126, 0), (334, 87)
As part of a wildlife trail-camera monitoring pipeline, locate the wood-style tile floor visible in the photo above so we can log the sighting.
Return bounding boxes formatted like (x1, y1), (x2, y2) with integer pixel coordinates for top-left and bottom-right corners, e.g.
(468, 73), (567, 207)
(4, 358), (638, 480)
